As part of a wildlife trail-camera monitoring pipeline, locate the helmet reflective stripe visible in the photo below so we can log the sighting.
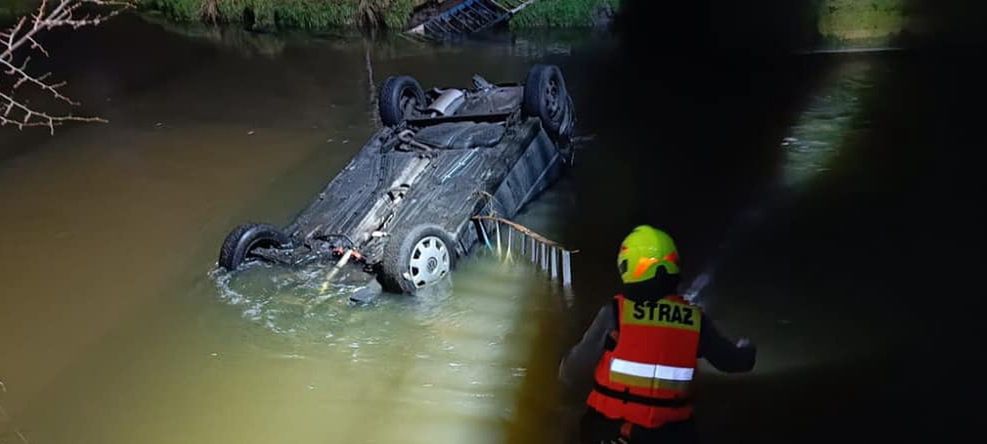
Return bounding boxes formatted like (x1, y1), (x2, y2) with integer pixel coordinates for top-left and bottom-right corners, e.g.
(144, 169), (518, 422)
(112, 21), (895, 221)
(632, 257), (660, 279)
(609, 358), (693, 392)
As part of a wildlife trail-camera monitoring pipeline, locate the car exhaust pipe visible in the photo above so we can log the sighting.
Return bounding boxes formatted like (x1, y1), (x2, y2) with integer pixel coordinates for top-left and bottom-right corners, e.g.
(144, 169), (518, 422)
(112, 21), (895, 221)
(426, 89), (465, 116)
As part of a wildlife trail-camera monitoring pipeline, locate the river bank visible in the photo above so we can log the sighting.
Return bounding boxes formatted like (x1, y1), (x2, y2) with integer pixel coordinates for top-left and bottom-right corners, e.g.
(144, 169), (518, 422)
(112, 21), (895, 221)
(135, 0), (915, 39)
(138, 0), (619, 32)
(0, 1), (932, 46)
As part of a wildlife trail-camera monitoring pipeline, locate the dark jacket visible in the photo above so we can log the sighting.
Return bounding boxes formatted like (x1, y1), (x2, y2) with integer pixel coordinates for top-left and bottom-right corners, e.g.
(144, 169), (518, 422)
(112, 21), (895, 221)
(559, 297), (756, 391)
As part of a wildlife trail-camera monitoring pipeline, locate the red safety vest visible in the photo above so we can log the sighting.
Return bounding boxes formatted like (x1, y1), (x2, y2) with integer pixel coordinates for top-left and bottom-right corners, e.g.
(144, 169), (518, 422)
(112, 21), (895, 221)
(586, 294), (702, 429)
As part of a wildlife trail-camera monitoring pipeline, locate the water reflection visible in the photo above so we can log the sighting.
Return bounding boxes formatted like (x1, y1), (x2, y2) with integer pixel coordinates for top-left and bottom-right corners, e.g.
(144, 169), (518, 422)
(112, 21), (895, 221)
(685, 58), (876, 307)
(780, 60), (874, 190)
(207, 248), (555, 443)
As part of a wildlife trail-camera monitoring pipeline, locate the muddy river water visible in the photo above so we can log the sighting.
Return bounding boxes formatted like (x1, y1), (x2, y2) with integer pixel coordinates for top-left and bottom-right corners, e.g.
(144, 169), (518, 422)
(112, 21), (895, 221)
(1, 13), (983, 444)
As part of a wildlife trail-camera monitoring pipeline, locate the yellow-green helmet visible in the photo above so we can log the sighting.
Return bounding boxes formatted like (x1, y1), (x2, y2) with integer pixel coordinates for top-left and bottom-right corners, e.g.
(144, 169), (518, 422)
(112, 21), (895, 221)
(617, 225), (680, 284)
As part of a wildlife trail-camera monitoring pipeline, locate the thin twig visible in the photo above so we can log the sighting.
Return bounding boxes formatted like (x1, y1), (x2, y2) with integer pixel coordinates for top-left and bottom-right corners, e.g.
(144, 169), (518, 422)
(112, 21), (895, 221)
(1, 89), (106, 134)
(1, 1), (134, 134)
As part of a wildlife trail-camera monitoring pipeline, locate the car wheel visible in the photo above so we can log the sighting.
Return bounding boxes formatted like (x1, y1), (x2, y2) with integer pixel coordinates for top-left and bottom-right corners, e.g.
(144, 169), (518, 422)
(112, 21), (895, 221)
(218, 223), (292, 271)
(523, 64), (570, 138)
(378, 224), (456, 294)
(379, 75), (426, 127)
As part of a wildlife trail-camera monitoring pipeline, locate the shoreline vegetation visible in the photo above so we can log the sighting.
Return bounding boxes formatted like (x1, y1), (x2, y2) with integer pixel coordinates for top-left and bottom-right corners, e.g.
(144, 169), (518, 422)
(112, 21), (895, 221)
(137, 0), (622, 32)
(813, 0), (909, 47)
(2, 1), (923, 46)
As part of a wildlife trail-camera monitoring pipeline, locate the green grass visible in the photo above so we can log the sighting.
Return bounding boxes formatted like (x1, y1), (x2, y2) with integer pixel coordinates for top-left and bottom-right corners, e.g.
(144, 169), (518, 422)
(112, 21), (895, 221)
(816, 0), (906, 40)
(139, 0), (419, 29)
(384, 0), (417, 29)
(259, 0), (356, 29)
(511, 0), (620, 28)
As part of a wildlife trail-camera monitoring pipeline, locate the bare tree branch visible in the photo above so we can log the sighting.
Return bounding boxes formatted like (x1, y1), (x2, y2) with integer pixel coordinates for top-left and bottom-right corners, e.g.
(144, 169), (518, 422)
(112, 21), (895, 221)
(1, 0), (134, 134)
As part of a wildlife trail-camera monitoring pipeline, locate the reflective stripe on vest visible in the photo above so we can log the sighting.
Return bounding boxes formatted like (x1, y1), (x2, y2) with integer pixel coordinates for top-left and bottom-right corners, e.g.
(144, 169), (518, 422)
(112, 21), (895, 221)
(610, 358), (694, 392)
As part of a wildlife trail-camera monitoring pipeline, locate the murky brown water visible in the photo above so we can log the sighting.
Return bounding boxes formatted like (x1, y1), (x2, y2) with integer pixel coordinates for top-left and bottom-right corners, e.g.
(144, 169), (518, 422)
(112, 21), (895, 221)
(0, 15), (584, 444)
(2, 11), (983, 444)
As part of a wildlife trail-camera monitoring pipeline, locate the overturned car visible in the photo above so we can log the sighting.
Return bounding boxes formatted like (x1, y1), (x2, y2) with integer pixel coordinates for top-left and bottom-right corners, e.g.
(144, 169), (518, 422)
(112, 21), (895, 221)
(217, 64), (576, 294)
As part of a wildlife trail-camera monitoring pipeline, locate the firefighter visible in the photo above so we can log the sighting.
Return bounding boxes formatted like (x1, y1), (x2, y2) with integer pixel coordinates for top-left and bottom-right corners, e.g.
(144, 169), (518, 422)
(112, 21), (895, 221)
(559, 225), (756, 443)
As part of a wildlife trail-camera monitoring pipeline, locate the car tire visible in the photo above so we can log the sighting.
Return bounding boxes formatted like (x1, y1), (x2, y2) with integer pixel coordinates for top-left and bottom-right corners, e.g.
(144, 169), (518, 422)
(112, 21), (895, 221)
(378, 224), (457, 294)
(218, 223), (292, 271)
(379, 75), (426, 127)
(523, 64), (570, 139)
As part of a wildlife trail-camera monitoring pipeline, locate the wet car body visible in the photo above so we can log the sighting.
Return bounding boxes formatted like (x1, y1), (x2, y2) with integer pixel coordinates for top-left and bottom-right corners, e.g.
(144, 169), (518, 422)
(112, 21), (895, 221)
(219, 65), (575, 293)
